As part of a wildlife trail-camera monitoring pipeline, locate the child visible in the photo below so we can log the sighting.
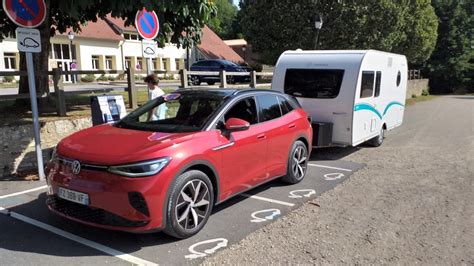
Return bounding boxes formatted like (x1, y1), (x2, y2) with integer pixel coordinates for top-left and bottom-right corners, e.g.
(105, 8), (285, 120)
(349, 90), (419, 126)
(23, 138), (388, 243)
(144, 74), (167, 121)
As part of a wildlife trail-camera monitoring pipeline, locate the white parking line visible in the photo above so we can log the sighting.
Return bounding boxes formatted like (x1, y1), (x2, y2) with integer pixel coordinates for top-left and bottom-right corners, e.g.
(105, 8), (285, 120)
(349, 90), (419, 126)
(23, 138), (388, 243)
(308, 163), (352, 172)
(0, 207), (158, 266)
(241, 193), (295, 207)
(0, 185), (47, 200)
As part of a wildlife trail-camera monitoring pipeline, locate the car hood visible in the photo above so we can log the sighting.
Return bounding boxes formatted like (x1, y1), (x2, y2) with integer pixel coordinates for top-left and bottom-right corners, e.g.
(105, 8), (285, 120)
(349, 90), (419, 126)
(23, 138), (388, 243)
(57, 124), (195, 165)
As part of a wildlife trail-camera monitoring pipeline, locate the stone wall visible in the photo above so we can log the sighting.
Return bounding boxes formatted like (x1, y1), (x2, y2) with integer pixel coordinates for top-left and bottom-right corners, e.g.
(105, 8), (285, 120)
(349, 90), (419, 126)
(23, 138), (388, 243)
(407, 79), (429, 99)
(0, 118), (92, 178)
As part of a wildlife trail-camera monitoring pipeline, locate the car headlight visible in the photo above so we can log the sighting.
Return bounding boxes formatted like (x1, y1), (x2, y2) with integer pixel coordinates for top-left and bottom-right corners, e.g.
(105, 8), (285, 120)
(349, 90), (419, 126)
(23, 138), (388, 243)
(108, 157), (171, 177)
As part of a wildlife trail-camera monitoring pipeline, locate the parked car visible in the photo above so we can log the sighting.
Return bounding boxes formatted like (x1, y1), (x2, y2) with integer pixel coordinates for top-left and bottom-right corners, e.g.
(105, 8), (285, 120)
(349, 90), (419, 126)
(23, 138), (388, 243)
(190, 59), (251, 85)
(45, 89), (312, 238)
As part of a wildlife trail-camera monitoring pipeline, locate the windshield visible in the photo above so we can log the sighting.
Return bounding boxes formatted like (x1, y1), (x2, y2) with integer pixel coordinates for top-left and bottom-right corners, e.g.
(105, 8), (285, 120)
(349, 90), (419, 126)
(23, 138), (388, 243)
(116, 91), (229, 133)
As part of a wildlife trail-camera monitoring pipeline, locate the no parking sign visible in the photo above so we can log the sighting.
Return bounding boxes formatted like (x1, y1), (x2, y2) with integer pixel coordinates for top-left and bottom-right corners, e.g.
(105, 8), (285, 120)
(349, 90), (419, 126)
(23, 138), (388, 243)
(3, 0), (46, 28)
(135, 8), (160, 40)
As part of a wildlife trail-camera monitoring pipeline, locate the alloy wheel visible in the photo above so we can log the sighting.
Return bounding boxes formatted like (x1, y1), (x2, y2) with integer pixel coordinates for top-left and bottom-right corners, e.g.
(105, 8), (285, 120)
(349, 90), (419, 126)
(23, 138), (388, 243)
(292, 145), (307, 180)
(175, 179), (211, 231)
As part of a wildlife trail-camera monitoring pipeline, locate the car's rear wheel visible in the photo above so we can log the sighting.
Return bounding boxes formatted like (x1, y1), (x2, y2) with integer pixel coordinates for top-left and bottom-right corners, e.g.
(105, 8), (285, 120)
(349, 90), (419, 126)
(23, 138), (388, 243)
(164, 170), (214, 239)
(282, 140), (308, 184)
(190, 75), (201, 85)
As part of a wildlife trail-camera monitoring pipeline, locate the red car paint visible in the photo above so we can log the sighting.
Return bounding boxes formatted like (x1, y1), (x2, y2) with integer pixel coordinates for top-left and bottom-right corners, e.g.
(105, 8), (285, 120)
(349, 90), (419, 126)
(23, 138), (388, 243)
(46, 89), (312, 232)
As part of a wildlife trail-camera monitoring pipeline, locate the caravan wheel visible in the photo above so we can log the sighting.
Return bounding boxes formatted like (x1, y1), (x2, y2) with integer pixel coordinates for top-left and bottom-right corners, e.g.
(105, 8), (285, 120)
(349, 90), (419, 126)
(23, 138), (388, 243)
(369, 127), (385, 147)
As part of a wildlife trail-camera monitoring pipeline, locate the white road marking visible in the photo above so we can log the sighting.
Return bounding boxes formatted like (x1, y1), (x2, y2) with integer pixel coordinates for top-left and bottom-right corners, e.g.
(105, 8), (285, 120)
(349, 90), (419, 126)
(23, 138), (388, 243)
(0, 185), (47, 200)
(250, 209), (281, 223)
(0, 207), (158, 266)
(324, 172), (345, 181)
(288, 189), (316, 199)
(241, 193), (295, 207)
(185, 238), (228, 259)
(308, 163), (352, 172)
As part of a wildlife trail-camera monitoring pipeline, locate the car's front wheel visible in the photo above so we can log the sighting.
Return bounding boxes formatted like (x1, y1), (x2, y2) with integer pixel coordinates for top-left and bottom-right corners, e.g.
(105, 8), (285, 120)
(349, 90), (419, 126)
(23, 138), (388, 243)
(282, 140), (308, 184)
(164, 170), (214, 239)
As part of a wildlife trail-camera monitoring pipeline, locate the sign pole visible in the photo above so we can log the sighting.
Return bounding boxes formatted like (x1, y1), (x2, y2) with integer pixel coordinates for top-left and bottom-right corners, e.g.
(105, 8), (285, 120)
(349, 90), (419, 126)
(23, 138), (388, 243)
(147, 58), (153, 75)
(26, 52), (45, 180)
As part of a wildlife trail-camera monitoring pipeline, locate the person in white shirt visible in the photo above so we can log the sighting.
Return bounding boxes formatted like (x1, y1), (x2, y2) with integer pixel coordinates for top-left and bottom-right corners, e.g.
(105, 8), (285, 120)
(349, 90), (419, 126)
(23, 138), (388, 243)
(144, 74), (167, 121)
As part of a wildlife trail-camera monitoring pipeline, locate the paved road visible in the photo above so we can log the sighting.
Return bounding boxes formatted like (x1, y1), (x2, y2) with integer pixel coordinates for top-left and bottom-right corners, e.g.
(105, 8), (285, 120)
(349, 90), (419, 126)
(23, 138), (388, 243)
(0, 154), (363, 265)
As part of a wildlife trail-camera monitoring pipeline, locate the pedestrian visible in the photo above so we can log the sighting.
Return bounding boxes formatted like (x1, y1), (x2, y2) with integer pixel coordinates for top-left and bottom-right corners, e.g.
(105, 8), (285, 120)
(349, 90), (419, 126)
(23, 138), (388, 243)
(144, 74), (167, 121)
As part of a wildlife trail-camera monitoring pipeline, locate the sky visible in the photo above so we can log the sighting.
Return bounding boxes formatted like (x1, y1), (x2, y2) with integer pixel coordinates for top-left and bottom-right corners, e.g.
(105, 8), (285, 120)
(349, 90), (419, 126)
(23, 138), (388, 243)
(232, 0), (239, 7)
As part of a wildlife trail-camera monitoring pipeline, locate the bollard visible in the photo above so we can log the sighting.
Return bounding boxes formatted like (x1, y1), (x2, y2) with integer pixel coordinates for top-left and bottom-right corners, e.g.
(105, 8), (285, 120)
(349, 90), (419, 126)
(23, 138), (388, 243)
(250, 71), (257, 88)
(52, 68), (67, 116)
(126, 68), (138, 109)
(219, 70), (227, 88)
(180, 69), (189, 88)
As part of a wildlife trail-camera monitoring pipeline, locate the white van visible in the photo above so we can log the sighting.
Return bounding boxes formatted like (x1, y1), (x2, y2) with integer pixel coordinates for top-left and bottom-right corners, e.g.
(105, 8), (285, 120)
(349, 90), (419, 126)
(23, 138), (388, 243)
(272, 50), (408, 147)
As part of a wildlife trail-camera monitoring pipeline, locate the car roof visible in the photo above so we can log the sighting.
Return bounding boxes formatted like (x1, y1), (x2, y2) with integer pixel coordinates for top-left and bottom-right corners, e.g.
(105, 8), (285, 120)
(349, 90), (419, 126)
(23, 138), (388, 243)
(176, 88), (286, 98)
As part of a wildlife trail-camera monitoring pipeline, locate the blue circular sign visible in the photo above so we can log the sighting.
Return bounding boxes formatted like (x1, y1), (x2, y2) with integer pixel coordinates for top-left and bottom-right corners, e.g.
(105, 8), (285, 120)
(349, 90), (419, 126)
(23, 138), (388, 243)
(135, 9), (159, 40)
(3, 0), (46, 28)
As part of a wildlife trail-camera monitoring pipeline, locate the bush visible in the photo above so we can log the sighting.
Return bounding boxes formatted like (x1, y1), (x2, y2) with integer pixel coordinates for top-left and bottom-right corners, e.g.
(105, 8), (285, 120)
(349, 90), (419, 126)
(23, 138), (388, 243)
(134, 74), (143, 81)
(421, 89), (429, 96)
(96, 74), (109, 82)
(3, 76), (15, 83)
(117, 73), (125, 81)
(81, 74), (95, 82)
(107, 76), (116, 81)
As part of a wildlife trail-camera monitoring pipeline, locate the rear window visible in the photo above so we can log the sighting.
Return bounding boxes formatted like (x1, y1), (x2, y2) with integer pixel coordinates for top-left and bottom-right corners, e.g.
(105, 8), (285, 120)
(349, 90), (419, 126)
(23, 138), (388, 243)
(284, 69), (344, 99)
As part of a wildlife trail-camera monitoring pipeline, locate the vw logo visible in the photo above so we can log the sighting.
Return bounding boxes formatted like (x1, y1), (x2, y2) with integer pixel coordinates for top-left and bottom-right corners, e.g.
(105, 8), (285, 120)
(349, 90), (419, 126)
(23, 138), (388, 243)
(71, 160), (81, 175)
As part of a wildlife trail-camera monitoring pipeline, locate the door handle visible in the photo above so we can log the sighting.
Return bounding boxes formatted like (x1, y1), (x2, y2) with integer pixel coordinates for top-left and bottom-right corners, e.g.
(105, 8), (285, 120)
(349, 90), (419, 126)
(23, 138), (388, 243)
(257, 134), (266, 140)
(289, 124), (296, 129)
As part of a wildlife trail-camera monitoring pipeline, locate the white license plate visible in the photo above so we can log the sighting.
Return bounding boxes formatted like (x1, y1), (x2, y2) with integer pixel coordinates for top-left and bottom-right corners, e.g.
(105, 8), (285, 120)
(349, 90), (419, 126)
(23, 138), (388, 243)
(57, 187), (89, 205)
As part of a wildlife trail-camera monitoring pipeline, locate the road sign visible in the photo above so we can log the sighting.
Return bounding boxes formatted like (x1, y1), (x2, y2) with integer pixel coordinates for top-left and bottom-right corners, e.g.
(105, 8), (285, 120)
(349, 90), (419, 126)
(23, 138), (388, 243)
(16, 27), (41, 53)
(135, 8), (159, 40)
(142, 39), (157, 58)
(70, 62), (77, 70)
(136, 63), (142, 71)
(3, 0), (46, 28)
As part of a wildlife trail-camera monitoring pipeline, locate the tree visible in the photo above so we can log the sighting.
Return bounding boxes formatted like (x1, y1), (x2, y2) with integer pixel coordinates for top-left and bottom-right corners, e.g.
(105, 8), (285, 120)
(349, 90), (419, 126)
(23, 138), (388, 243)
(426, 0), (473, 93)
(207, 0), (239, 39)
(240, 0), (438, 66)
(0, 0), (217, 111)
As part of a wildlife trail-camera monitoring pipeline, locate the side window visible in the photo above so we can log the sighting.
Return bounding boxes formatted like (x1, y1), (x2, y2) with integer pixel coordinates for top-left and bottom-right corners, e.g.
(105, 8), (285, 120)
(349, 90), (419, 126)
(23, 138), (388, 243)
(396, 70), (401, 87)
(374, 71), (381, 97)
(278, 96), (294, 115)
(284, 69), (345, 99)
(360, 71), (375, 98)
(258, 95), (282, 122)
(224, 97), (258, 125)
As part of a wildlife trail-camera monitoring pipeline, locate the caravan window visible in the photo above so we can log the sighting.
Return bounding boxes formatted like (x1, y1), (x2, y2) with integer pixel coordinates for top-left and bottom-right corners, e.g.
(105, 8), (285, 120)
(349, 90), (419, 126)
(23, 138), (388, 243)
(374, 71), (382, 97)
(360, 71), (375, 98)
(284, 69), (344, 99)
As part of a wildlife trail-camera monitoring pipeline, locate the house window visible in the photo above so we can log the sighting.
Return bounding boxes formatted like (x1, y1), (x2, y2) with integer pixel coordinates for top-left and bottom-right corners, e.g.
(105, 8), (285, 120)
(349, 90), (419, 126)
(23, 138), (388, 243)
(175, 59), (181, 70)
(125, 56), (132, 69)
(136, 57), (143, 70)
(124, 33), (139, 40)
(3, 53), (16, 70)
(105, 56), (113, 70)
(92, 55), (100, 70)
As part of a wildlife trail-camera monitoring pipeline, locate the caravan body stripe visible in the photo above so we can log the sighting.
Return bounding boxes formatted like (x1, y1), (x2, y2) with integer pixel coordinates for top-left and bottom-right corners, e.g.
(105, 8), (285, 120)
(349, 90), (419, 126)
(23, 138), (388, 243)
(354, 101), (404, 119)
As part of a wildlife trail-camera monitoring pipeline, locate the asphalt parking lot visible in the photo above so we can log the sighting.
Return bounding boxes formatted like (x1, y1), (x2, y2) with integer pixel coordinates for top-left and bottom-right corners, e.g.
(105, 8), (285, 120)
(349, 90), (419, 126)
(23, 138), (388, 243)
(0, 155), (364, 265)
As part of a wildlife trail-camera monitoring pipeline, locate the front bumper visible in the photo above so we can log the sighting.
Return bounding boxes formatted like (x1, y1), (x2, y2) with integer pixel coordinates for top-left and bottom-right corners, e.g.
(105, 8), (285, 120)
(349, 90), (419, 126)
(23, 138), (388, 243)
(45, 159), (171, 232)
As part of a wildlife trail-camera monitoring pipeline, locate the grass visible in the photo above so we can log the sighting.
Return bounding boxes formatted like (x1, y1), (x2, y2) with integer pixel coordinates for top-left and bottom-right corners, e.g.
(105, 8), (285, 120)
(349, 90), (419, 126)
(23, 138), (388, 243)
(405, 95), (437, 105)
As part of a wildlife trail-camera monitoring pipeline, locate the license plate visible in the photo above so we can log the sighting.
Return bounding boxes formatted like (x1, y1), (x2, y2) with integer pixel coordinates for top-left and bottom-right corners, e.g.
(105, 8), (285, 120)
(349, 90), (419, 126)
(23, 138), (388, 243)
(57, 187), (89, 205)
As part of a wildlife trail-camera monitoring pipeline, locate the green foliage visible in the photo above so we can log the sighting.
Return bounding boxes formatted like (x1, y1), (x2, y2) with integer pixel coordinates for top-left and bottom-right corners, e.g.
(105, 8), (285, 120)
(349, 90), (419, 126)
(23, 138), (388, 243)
(422, 89), (430, 96)
(3, 76), (14, 83)
(427, 0), (473, 94)
(81, 74), (95, 82)
(96, 74), (109, 82)
(241, 0), (438, 65)
(107, 75), (116, 81)
(207, 0), (239, 39)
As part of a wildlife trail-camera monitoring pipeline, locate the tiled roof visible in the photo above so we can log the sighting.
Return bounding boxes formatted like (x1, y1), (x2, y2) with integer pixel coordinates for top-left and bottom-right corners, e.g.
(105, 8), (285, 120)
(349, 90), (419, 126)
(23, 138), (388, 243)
(105, 15), (137, 32)
(198, 26), (244, 64)
(59, 18), (123, 41)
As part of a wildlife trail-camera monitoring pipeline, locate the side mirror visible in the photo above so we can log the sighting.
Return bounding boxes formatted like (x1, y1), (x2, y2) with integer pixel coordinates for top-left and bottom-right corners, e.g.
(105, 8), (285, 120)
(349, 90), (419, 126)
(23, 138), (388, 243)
(225, 118), (250, 132)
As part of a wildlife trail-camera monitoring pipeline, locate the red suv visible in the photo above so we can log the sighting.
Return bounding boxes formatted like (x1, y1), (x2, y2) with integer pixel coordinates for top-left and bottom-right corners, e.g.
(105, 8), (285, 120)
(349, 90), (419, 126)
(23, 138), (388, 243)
(46, 89), (312, 238)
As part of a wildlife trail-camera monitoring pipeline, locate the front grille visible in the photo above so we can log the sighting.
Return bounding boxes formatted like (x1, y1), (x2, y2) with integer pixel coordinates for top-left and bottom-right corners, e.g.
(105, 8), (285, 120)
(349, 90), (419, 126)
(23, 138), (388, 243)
(46, 196), (148, 228)
(128, 192), (150, 217)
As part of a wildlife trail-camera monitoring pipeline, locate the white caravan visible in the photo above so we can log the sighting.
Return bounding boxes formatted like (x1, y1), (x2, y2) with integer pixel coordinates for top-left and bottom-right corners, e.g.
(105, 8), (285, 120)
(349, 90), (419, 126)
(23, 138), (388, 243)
(272, 50), (408, 147)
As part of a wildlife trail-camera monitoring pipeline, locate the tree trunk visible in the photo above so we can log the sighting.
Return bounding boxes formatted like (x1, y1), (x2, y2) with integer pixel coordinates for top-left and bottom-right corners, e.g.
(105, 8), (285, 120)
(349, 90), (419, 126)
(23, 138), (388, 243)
(15, 0), (54, 113)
